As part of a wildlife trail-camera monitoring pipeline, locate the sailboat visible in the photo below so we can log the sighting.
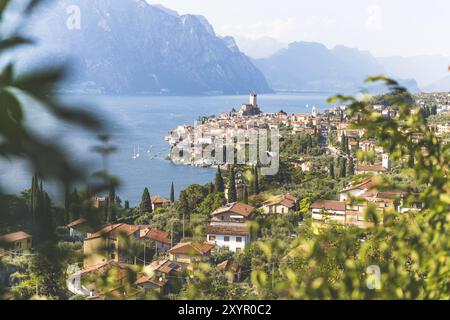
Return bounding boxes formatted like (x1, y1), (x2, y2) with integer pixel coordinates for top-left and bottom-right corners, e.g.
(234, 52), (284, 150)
(136, 145), (140, 158)
(132, 145), (137, 160)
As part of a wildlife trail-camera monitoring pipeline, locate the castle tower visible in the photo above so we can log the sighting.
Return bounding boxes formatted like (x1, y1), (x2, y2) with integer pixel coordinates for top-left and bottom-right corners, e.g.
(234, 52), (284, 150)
(312, 105), (317, 117)
(250, 93), (257, 108)
(382, 153), (391, 170)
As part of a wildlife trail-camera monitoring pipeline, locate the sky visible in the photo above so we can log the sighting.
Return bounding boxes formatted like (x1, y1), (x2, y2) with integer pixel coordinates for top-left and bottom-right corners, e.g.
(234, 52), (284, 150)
(147, 0), (450, 57)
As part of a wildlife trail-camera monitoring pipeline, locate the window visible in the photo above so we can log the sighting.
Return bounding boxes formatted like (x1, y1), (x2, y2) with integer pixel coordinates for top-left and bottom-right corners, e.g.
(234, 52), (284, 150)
(209, 235), (216, 241)
(224, 236), (230, 242)
(110, 253), (116, 260)
(220, 215), (224, 221)
(236, 237), (242, 243)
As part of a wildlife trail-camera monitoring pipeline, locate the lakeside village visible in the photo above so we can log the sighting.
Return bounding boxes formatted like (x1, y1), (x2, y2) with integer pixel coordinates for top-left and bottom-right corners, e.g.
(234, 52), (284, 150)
(1, 92), (450, 300)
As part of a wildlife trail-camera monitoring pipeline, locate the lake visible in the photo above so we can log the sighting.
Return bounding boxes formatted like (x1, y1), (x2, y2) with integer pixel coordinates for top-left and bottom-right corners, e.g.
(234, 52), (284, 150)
(0, 93), (332, 206)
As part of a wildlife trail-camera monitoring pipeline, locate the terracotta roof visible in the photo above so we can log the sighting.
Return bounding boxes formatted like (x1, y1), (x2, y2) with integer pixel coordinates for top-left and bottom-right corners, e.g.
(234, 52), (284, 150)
(217, 259), (240, 273)
(311, 200), (346, 211)
(168, 242), (214, 256)
(206, 224), (250, 236)
(151, 195), (170, 205)
(0, 231), (31, 243)
(264, 194), (298, 208)
(142, 229), (171, 245)
(356, 164), (386, 172)
(211, 202), (255, 217)
(341, 178), (377, 192)
(67, 218), (87, 229)
(135, 275), (167, 288)
(85, 224), (139, 240)
(149, 259), (181, 274)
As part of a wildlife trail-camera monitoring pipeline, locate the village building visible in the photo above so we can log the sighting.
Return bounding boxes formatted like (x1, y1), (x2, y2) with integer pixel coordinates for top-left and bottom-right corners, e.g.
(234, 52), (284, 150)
(210, 202), (255, 223)
(217, 259), (242, 282)
(311, 200), (346, 222)
(150, 195), (171, 210)
(206, 223), (250, 253)
(168, 242), (214, 266)
(261, 194), (298, 214)
(140, 228), (171, 253)
(83, 223), (142, 267)
(0, 231), (32, 257)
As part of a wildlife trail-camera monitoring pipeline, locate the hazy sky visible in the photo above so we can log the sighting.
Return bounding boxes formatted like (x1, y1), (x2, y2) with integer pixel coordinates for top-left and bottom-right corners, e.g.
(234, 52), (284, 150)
(147, 0), (450, 57)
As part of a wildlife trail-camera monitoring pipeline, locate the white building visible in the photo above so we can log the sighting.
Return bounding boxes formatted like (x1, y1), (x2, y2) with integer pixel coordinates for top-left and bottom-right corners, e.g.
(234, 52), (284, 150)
(206, 222), (250, 253)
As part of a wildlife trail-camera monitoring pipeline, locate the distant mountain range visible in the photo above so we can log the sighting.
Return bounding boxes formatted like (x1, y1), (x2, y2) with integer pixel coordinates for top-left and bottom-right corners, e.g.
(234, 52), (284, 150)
(18, 0), (272, 95)
(253, 41), (420, 93)
(14, 1), (447, 95)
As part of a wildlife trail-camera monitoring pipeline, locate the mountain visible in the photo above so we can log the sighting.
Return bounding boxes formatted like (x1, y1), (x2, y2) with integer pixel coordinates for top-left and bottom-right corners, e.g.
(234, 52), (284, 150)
(17, 0), (271, 95)
(234, 36), (286, 59)
(253, 41), (419, 93)
(423, 75), (450, 92)
(378, 55), (450, 88)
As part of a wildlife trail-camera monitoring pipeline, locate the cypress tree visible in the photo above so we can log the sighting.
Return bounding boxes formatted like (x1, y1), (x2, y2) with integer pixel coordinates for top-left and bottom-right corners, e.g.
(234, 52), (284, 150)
(214, 166), (225, 193)
(70, 188), (81, 221)
(254, 165), (260, 195)
(140, 187), (153, 213)
(243, 185), (249, 204)
(170, 182), (175, 202)
(107, 185), (116, 223)
(329, 161), (335, 179)
(124, 200), (130, 210)
(348, 158), (355, 176)
(227, 165), (237, 203)
(339, 157), (347, 178)
(64, 184), (70, 224)
(207, 182), (214, 194)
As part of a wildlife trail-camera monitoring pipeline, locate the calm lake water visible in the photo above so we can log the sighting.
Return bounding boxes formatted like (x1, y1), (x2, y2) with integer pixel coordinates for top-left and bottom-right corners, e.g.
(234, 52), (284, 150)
(0, 93), (332, 206)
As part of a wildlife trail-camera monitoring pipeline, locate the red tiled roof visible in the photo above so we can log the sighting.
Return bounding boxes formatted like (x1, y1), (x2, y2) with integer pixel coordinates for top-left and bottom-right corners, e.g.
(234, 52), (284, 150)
(151, 195), (170, 205)
(0, 231), (31, 243)
(168, 242), (214, 256)
(142, 229), (171, 245)
(217, 259), (240, 273)
(311, 200), (346, 211)
(211, 202), (255, 217)
(85, 224), (139, 240)
(206, 224), (250, 236)
(67, 218), (87, 229)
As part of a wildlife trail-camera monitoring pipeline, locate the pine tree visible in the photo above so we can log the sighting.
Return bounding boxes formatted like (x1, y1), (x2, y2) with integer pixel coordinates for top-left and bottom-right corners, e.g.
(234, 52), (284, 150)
(170, 182), (175, 202)
(347, 158), (355, 176)
(214, 166), (224, 193)
(243, 185), (249, 204)
(124, 200), (130, 210)
(140, 187), (153, 213)
(227, 165), (237, 203)
(329, 161), (335, 179)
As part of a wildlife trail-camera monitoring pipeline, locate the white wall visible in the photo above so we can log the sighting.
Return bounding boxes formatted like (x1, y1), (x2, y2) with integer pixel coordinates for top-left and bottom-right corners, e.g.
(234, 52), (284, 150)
(208, 234), (249, 252)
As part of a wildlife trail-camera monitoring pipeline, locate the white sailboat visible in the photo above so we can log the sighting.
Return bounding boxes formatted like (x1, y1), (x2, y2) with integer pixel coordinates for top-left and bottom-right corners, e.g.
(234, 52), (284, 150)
(132, 145), (137, 160)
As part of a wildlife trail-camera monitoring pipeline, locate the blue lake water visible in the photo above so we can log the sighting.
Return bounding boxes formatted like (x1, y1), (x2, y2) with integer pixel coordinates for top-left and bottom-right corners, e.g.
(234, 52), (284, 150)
(0, 93), (332, 206)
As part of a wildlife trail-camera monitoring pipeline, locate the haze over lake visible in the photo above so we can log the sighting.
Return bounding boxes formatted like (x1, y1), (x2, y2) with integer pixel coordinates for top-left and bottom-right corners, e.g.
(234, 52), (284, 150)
(0, 93), (331, 205)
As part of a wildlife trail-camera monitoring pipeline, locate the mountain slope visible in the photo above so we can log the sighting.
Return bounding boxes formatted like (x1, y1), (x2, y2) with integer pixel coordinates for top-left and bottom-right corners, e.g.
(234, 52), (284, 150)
(19, 0), (271, 95)
(378, 55), (450, 88)
(254, 41), (419, 93)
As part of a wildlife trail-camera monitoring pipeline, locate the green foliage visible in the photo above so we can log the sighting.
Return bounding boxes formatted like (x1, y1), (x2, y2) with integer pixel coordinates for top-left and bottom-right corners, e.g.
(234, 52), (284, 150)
(227, 165), (237, 202)
(139, 187), (152, 213)
(214, 167), (224, 193)
(170, 182), (175, 202)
